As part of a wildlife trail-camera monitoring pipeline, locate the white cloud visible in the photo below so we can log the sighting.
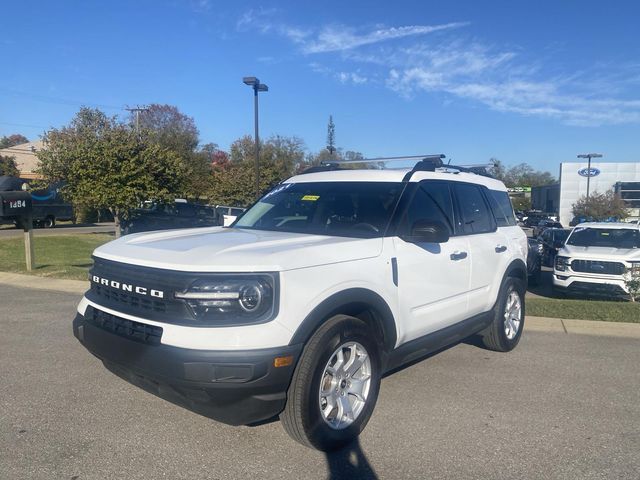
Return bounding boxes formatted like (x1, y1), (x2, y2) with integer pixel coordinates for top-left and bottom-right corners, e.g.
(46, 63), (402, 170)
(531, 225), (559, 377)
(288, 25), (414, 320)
(236, 10), (640, 126)
(302, 23), (468, 54)
(337, 72), (368, 85)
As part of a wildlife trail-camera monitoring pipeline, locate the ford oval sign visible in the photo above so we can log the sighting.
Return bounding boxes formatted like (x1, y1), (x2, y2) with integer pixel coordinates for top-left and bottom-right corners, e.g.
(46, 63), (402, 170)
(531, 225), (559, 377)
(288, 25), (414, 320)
(578, 167), (600, 177)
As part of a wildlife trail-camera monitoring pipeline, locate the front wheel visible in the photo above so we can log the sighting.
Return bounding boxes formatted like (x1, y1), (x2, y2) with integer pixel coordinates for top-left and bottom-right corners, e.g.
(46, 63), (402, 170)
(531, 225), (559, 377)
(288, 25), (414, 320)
(480, 277), (525, 352)
(280, 315), (381, 451)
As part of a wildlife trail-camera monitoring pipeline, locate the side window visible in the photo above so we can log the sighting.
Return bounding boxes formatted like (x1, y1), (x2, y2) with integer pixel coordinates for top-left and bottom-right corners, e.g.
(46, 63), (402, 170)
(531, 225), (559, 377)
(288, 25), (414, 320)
(453, 183), (495, 234)
(421, 181), (455, 231)
(176, 204), (197, 217)
(488, 190), (517, 227)
(402, 184), (453, 235)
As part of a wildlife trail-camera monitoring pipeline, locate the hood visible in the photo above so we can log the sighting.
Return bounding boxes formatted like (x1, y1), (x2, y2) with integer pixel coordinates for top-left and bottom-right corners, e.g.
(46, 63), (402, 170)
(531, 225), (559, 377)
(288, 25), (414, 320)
(560, 244), (640, 261)
(94, 226), (383, 272)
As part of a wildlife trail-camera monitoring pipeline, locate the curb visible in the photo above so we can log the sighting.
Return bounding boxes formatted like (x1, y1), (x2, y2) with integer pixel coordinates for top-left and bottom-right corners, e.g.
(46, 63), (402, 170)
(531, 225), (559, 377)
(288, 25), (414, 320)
(526, 316), (640, 339)
(0, 271), (639, 339)
(0, 271), (88, 294)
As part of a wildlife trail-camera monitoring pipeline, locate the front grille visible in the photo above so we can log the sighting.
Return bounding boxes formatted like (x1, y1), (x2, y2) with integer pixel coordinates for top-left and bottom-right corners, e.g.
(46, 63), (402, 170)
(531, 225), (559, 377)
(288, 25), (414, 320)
(570, 259), (625, 275)
(93, 284), (166, 313)
(87, 257), (194, 324)
(86, 306), (163, 345)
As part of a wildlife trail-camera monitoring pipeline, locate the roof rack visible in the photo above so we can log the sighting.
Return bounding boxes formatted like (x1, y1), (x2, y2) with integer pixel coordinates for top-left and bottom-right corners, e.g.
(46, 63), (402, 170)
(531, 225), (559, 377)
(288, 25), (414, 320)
(299, 154), (494, 180)
(299, 154), (446, 175)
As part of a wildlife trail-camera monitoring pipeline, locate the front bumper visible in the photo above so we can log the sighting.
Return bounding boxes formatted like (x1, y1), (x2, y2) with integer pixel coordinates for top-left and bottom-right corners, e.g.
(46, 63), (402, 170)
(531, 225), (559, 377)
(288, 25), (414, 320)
(552, 273), (628, 295)
(73, 307), (302, 426)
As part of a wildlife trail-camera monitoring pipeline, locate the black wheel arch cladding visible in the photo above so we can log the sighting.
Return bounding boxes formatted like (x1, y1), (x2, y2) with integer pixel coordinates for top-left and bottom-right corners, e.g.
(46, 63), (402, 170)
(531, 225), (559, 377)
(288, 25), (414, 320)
(289, 288), (397, 353)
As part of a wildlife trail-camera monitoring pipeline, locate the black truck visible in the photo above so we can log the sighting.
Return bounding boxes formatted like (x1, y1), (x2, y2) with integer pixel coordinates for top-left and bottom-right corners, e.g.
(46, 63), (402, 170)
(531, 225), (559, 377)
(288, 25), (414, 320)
(120, 201), (221, 235)
(0, 176), (74, 228)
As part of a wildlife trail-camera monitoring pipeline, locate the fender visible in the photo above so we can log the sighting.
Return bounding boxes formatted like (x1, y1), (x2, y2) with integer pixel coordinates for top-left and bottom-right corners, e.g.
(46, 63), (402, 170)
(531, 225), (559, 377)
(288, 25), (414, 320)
(288, 288), (397, 352)
(504, 258), (528, 290)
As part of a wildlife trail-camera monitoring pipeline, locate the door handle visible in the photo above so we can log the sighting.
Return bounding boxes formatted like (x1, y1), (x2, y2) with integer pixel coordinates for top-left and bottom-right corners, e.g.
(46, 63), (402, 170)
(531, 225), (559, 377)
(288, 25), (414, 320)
(450, 251), (468, 261)
(495, 245), (507, 253)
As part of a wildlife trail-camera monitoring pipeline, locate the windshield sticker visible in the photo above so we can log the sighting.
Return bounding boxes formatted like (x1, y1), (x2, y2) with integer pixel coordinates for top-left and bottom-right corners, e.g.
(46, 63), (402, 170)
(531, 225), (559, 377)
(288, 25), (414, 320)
(301, 195), (320, 201)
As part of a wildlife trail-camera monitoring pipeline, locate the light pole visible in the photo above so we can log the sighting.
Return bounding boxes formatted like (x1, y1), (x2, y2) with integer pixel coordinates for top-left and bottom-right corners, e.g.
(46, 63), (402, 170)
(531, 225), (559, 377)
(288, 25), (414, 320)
(577, 153), (603, 203)
(243, 77), (268, 198)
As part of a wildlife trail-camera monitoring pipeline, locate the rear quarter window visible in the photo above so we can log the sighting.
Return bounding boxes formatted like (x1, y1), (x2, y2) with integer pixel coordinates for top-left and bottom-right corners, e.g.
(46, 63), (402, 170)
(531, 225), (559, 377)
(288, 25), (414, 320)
(487, 190), (517, 227)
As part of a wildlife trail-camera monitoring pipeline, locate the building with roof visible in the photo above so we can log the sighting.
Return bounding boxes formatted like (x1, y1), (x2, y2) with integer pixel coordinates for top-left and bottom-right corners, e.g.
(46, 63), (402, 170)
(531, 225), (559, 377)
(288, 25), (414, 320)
(0, 140), (43, 179)
(558, 162), (640, 226)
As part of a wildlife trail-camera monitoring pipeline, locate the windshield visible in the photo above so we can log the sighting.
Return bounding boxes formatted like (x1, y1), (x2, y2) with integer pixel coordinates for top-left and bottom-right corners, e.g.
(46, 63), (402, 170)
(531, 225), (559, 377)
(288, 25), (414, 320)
(234, 182), (404, 238)
(566, 227), (640, 248)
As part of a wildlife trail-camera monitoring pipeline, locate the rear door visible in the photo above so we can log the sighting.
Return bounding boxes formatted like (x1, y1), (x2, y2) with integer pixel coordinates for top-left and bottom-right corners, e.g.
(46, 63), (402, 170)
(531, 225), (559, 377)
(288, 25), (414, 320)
(393, 181), (471, 341)
(452, 182), (511, 316)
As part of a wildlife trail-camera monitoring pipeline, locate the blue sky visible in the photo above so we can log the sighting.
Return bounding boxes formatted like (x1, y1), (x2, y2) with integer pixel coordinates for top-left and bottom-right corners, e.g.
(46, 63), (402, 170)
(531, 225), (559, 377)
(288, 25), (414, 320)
(1, 0), (639, 174)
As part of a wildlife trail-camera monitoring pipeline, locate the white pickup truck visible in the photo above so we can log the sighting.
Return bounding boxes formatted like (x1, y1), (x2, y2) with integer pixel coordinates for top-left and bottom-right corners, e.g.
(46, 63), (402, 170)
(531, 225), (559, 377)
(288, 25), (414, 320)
(553, 222), (640, 297)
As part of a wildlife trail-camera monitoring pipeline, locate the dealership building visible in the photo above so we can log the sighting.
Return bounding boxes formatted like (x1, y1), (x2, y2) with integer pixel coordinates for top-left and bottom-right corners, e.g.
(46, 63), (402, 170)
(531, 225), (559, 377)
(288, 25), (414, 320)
(546, 162), (640, 226)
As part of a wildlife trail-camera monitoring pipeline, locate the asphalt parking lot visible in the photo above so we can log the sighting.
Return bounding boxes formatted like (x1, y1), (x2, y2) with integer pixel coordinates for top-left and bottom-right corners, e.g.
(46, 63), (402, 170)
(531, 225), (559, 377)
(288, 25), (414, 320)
(1, 286), (639, 480)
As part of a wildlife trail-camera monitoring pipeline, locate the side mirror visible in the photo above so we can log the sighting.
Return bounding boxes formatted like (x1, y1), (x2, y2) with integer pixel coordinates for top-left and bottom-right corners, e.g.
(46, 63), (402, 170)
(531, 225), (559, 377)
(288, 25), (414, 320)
(402, 219), (450, 243)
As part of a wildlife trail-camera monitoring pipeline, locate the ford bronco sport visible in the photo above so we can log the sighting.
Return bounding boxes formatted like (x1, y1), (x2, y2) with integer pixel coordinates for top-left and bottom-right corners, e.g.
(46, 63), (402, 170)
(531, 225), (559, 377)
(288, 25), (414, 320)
(73, 156), (528, 451)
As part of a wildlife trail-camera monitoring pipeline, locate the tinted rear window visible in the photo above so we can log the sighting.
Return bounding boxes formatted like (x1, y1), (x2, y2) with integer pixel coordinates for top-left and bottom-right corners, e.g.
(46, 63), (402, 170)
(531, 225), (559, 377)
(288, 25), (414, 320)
(488, 190), (517, 227)
(453, 183), (495, 234)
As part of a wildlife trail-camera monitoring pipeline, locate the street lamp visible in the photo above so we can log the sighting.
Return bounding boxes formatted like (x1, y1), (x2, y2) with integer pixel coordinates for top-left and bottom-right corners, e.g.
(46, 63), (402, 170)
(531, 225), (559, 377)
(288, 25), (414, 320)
(243, 76), (269, 198)
(577, 153), (603, 202)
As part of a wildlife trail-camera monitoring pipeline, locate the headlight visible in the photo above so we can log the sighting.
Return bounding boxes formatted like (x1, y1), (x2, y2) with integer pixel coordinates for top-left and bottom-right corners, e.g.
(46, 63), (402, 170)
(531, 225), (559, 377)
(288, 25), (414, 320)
(555, 256), (570, 271)
(175, 274), (278, 325)
(628, 262), (640, 274)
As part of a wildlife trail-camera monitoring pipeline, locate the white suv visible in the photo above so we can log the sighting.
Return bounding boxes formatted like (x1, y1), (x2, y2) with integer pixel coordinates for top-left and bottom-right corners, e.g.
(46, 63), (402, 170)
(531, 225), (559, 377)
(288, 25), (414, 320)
(73, 157), (528, 451)
(553, 222), (640, 296)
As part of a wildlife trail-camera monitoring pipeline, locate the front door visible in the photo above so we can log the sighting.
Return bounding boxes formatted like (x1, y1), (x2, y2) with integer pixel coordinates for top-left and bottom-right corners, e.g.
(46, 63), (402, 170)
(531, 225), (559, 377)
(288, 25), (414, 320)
(394, 181), (471, 342)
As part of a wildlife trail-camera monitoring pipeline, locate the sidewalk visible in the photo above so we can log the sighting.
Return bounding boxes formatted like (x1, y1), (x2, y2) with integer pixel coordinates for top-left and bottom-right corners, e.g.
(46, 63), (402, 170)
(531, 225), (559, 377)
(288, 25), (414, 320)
(0, 271), (639, 339)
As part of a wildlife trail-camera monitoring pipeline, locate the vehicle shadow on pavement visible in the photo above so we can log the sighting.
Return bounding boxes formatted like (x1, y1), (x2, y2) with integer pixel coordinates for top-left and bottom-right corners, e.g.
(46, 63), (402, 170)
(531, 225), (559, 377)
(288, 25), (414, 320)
(325, 439), (378, 480)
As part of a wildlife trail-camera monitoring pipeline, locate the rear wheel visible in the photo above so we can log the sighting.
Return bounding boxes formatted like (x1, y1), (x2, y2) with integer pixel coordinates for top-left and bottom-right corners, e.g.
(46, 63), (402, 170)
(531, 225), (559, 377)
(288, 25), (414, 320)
(481, 277), (525, 352)
(280, 315), (381, 451)
(43, 216), (55, 228)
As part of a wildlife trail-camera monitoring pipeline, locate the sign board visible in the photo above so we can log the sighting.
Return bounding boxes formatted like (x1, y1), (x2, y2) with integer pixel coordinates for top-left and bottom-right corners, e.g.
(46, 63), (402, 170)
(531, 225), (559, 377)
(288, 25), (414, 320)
(0, 191), (32, 217)
(578, 167), (601, 178)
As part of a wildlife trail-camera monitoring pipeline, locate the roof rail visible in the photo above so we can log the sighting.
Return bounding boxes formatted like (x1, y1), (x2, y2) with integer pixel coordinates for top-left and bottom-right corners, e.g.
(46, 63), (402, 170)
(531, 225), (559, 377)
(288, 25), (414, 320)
(325, 154), (446, 166)
(299, 164), (345, 174)
(299, 154), (446, 175)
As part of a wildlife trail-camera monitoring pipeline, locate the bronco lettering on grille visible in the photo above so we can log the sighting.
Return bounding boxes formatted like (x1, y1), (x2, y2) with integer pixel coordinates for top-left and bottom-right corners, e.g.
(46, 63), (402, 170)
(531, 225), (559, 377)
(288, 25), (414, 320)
(91, 275), (164, 298)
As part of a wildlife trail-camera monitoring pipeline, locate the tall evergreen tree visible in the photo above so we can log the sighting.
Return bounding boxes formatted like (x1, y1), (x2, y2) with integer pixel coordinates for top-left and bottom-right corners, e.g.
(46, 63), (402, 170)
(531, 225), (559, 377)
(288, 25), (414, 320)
(326, 115), (336, 157)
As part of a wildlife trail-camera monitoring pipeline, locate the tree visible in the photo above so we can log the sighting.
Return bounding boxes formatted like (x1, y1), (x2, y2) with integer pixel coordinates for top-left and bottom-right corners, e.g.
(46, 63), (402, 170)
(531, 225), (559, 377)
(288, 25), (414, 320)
(209, 134), (305, 206)
(624, 265), (640, 302)
(488, 158), (507, 182)
(326, 115), (336, 157)
(37, 107), (188, 237)
(571, 190), (628, 220)
(0, 155), (19, 176)
(0, 134), (29, 149)
(134, 104), (199, 156)
(488, 159), (555, 187)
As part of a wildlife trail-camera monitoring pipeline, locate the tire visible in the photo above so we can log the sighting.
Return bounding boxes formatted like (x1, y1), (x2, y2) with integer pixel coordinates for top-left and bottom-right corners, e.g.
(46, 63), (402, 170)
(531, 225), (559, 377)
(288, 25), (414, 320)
(528, 263), (542, 286)
(480, 277), (525, 352)
(280, 315), (381, 451)
(43, 216), (55, 228)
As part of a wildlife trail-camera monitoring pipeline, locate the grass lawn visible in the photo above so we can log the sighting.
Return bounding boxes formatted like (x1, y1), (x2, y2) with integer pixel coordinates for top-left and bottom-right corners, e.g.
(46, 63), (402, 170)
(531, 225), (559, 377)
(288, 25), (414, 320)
(527, 297), (640, 323)
(0, 233), (112, 280)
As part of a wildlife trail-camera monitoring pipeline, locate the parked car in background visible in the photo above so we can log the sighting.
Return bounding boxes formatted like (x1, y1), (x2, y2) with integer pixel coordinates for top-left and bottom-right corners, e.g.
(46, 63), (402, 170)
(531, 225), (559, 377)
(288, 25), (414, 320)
(553, 222), (640, 297)
(533, 219), (563, 237)
(121, 200), (220, 235)
(538, 228), (571, 267)
(215, 205), (246, 226)
(523, 212), (547, 228)
(527, 237), (543, 285)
